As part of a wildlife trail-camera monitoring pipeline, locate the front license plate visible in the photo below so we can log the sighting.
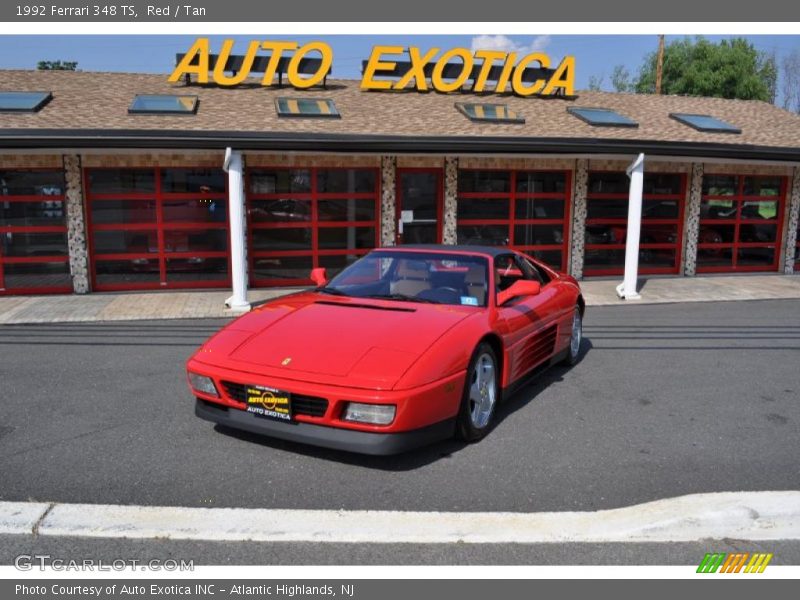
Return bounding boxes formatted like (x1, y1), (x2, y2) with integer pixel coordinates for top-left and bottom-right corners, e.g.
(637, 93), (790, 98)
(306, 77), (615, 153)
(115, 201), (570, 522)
(245, 385), (292, 422)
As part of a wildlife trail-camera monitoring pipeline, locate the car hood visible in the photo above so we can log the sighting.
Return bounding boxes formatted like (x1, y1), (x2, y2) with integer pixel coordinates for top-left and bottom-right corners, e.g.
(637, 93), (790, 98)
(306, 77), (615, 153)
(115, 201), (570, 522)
(196, 294), (475, 388)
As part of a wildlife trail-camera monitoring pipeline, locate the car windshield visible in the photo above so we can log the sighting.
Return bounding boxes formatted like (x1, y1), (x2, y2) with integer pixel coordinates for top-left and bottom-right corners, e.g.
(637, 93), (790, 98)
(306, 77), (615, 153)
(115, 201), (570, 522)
(321, 251), (490, 307)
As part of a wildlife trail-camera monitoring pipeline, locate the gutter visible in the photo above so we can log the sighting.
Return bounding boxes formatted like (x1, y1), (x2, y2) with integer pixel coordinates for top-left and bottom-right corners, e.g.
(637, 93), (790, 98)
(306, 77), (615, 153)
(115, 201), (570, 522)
(1, 129), (799, 162)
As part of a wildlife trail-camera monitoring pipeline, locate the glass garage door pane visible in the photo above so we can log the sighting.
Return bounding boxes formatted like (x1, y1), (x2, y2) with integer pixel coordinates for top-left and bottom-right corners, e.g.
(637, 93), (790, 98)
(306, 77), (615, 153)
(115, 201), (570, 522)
(0, 170), (64, 196)
(88, 169), (155, 194)
(163, 198), (227, 223)
(94, 260), (161, 286)
(165, 257), (229, 282)
(1, 232), (68, 257)
(317, 198), (376, 222)
(697, 247), (734, 269)
(318, 254), (363, 277)
(249, 199), (311, 223)
(93, 230), (159, 254)
(250, 229), (312, 252)
(2, 262), (70, 289)
(90, 200), (156, 224)
(514, 198), (564, 220)
(457, 224), (509, 246)
(252, 256), (313, 281)
(317, 227), (375, 250)
(249, 170), (311, 194)
(458, 170), (510, 193)
(737, 247), (775, 267)
(0, 200), (65, 227)
(316, 169), (377, 194)
(457, 198), (509, 220)
(161, 169), (226, 194)
(162, 229), (228, 253)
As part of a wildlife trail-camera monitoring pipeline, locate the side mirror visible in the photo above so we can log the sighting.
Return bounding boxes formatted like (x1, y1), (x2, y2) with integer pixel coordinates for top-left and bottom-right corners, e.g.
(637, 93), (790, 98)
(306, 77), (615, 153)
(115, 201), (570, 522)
(496, 279), (541, 306)
(310, 267), (328, 287)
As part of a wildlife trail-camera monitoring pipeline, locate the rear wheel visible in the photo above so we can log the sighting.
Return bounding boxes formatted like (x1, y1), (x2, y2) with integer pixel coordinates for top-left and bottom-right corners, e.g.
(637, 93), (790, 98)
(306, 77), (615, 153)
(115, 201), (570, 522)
(456, 343), (500, 442)
(563, 306), (583, 366)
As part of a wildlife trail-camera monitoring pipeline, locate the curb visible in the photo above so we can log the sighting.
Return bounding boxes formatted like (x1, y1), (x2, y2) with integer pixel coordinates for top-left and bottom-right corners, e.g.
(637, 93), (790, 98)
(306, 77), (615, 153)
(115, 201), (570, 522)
(2, 491), (799, 544)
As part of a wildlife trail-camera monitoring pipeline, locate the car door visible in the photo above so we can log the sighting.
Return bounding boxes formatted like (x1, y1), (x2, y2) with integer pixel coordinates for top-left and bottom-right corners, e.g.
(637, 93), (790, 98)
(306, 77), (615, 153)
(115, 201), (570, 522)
(495, 254), (563, 385)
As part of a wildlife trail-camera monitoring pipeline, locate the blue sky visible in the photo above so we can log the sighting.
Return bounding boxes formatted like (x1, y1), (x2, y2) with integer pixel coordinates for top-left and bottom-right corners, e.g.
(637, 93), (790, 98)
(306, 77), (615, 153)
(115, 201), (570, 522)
(1, 34), (798, 100)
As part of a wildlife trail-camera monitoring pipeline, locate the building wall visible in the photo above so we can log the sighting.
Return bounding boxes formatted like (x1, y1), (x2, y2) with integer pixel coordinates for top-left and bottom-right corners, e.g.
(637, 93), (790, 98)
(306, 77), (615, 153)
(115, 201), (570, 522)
(2, 151), (798, 296)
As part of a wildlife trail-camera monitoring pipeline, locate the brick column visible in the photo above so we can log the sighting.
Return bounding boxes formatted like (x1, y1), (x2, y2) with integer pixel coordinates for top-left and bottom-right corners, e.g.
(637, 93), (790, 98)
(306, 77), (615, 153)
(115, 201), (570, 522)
(682, 163), (704, 277)
(442, 156), (459, 244)
(782, 167), (800, 274)
(63, 154), (89, 293)
(569, 159), (588, 279)
(380, 155), (397, 247)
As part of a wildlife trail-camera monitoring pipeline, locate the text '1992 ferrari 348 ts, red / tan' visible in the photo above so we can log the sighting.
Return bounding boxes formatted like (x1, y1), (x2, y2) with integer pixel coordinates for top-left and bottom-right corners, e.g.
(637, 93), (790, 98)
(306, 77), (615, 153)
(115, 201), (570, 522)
(187, 245), (584, 455)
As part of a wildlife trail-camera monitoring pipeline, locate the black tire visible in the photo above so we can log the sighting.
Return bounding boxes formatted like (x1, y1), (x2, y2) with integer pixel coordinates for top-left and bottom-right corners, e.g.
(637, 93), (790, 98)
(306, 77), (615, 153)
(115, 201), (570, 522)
(563, 305), (583, 366)
(456, 342), (500, 442)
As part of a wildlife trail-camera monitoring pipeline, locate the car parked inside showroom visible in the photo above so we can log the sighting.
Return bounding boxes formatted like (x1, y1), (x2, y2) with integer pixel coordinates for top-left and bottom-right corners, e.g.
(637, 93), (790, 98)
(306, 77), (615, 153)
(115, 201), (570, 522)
(187, 245), (585, 455)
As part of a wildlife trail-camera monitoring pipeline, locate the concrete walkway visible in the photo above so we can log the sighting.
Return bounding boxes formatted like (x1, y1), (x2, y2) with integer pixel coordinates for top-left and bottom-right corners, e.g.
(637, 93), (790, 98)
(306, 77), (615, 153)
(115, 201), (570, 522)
(0, 274), (798, 325)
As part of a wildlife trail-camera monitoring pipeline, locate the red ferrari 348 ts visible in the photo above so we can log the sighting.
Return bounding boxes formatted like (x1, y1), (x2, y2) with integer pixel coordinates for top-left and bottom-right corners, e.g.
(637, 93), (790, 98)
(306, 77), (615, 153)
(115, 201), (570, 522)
(187, 245), (584, 455)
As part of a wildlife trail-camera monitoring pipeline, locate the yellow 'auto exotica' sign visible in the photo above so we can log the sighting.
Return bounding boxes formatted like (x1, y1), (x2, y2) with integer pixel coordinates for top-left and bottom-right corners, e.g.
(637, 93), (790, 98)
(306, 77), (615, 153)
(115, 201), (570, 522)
(169, 39), (575, 97)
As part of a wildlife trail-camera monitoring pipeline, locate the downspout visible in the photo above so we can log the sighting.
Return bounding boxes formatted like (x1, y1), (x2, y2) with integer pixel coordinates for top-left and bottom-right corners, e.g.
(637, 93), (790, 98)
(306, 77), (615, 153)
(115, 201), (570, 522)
(223, 147), (251, 311)
(616, 153), (644, 300)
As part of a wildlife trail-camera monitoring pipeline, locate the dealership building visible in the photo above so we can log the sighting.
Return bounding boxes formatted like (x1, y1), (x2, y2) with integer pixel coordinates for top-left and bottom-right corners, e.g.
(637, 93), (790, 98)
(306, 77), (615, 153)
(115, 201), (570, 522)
(1, 66), (799, 297)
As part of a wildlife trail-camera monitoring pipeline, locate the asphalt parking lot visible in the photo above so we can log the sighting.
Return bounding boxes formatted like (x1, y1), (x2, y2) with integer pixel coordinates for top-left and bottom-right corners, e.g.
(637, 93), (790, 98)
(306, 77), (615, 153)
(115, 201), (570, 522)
(1, 298), (798, 515)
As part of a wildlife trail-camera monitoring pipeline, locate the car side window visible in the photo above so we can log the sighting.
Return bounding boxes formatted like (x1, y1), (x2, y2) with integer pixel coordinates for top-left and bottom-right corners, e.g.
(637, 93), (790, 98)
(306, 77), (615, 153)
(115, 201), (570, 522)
(521, 257), (551, 285)
(495, 254), (536, 291)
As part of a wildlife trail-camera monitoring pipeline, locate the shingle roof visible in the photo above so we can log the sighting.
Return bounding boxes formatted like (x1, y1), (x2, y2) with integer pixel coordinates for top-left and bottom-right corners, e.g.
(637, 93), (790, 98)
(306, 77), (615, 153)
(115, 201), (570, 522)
(1, 69), (800, 159)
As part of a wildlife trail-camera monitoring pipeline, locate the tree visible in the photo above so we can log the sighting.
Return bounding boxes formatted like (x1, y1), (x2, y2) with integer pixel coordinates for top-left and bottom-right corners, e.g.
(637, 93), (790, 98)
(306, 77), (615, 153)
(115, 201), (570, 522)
(634, 37), (777, 102)
(37, 60), (78, 71)
(587, 74), (604, 91)
(781, 49), (800, 113)
(611, 65), (635, 93)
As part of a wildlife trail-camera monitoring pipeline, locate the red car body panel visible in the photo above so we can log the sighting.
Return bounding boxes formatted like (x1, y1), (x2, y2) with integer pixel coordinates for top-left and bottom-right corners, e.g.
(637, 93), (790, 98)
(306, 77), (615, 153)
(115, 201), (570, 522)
(187, 246), (583, 454)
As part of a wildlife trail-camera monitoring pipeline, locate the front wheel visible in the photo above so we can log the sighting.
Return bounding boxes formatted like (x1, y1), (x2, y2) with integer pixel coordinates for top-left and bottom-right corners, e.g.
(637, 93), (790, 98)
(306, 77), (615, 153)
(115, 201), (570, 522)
(456, 343), (500, 442)
(563, 306), (583, 366)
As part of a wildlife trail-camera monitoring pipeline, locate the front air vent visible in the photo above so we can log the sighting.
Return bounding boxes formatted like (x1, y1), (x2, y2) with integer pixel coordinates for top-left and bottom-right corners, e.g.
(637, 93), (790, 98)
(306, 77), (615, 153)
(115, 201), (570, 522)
(221, 381), (329, 418)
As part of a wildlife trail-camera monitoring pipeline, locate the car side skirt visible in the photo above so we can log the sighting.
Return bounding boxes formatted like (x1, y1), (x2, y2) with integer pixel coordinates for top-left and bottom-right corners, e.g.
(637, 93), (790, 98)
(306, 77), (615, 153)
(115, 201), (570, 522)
(501, 348), (569, 400)
(195, 398), (456, 456)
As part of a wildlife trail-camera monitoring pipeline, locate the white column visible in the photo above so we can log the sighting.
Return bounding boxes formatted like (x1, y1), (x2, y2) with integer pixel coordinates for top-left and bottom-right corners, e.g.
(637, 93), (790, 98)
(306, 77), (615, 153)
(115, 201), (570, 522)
(223, 148), (250, 311)
(616, 153), (645, 300)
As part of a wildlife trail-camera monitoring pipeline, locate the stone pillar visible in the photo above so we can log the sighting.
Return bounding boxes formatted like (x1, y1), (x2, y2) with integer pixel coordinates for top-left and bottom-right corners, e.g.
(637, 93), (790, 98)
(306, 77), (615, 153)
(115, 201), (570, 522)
(569, 159), (588, 279)
(783, 167), (800, 274)
(682, 163), (704, 277)
(442, 156), (459, 245)
(63, 154), (89, 294)
(380, 155), (397, 247)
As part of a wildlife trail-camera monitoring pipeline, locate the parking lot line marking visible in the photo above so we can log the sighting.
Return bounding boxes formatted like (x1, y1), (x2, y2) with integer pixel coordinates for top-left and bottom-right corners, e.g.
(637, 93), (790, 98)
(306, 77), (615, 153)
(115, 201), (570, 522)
(2, 491), (799, 544)
(0, 502), (51, 535)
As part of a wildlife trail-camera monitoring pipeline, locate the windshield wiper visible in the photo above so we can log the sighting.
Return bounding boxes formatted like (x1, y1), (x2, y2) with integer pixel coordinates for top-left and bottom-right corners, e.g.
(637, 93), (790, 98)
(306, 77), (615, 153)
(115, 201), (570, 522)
(317, 287), (350, 296)
(364, 293), (440, 304)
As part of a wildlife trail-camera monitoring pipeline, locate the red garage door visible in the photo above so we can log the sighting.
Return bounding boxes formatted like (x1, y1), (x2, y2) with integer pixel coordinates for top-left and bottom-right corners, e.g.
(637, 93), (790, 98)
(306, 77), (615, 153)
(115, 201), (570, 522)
(697, 175), (787, 272)
(0, 169), (71, 295)
(584, 172), (686, 276)
(85, 167), (230, 291)
(246, 167), (380, 286)
(456, 169), (571, 271)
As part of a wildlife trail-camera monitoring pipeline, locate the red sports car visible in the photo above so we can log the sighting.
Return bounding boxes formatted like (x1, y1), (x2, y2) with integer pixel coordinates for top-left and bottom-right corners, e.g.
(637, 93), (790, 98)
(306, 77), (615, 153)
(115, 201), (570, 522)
(187, 245), (584, 455)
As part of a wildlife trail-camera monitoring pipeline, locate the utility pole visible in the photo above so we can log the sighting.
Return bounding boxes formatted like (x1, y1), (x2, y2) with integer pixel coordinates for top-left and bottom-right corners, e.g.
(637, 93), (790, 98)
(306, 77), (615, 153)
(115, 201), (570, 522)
(655, 34), (665, 94)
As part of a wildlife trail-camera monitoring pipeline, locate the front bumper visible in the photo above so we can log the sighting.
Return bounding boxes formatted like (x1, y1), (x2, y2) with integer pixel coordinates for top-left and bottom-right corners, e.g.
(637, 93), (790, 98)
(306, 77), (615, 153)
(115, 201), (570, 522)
(195, 398), (456, 455)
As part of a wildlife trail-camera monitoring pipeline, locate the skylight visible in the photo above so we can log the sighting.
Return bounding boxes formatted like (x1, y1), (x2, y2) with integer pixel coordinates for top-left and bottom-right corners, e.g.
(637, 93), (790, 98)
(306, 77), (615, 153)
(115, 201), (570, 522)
(275, 97), (340, 118)
(128, 94), (198, 114)
(455, 102), (525, 124)
(670, 113), (741, 134)
(567, 106), (638, 128)
(0, 91), (52, 112)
